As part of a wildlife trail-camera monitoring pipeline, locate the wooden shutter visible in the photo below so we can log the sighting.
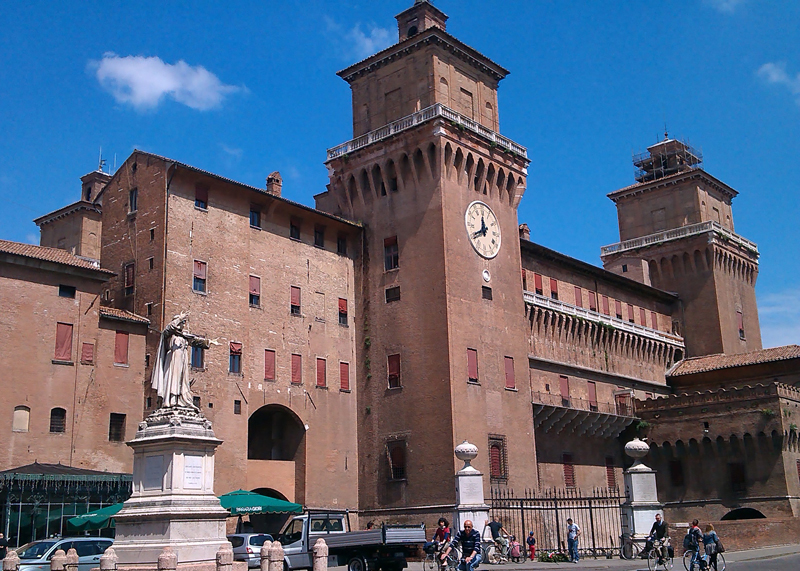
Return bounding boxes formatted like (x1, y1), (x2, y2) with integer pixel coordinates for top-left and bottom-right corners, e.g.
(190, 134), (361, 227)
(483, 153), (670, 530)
(230, 342), (242, 355)
(264, 349), (276, 380)
(615, 299), (622, 317)
(534, 273), (543, 292)
(562, 453), (575, 488)
(114, 331), (129, 365)
(589, 291), (597, 311)
(124, 263), (135, 287)
(338, 298), (347, 313)
(504, 356), (515, 389)
(602, 295), (610, 315)
(651, 311), (658, 329)
(605, 457), (617, 488)
(640, 307), (647, 325)
(388, 354), (401, 387)
(195, 183), (208, 203)
(55, 323), (73, 361)
(490, 444), (503, 478)
(467, 348), (478, 381)
(588, 381), (597, 407)
(796, 460), (800, 483)
(193, 260), (207, 279)
(550, 278), (558, 295)
(560, 375), (570, 399)
(291, 286), (301, 306)
(249, 276), (260, 295)
(291, 354), (302, 384)
(383, 235), (397, 247)
(627, 303), (634, 321)
(340, 362), (350, 391)
(574, 286), (582, 307)
(316, 358), (326, 387)
(81, 342), (94, 364)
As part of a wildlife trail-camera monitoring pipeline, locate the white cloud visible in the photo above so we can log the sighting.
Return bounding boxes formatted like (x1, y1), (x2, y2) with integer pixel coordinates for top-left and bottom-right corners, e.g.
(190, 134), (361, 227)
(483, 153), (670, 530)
(25, 233), (38, 245)
(324, 17), (393, 61)
(759, 287), (800, 348)
(91, 53), (242, 111)
(758, 62), (800, 106)
(220, 144), (243, 160)
(704, 0), (746, 13)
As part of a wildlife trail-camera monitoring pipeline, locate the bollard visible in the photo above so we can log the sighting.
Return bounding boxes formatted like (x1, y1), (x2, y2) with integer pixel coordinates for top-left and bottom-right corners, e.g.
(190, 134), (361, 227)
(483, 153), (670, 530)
(260, 541), (273, 571)
(268, 541), (284, 571)
(50, 549), (66, 571)
(3, 550), (20, 571)
(100, 547), (118, 571)
(312, 539), (328, 571)
(158, 547), (178, 571)
(64, 549), (79, 571)
(216, 543), (234, 571)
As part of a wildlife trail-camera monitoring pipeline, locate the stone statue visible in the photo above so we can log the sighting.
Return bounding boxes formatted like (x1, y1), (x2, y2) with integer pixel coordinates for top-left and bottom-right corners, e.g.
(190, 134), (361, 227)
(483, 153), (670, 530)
(152, 312), (218, 409)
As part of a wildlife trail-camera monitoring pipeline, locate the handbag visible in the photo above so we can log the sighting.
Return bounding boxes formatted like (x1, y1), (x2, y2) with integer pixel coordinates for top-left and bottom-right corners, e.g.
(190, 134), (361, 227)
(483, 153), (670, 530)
(715, 538), (725, 553)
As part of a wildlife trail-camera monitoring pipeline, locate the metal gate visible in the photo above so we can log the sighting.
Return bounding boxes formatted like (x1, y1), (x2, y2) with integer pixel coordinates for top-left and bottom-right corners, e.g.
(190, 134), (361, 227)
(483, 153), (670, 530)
(489, 487), (624, 558)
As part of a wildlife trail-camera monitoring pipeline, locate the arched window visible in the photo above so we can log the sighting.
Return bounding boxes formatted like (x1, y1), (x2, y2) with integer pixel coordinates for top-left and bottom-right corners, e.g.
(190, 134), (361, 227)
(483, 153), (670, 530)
(12, 406), (30, 432)
(49, 408), (66, 433)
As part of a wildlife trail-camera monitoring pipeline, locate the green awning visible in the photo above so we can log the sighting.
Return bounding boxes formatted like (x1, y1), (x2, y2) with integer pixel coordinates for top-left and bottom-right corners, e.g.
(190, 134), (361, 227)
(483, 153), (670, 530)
(219, 490), (302, 515)
(67, 503), (125, 531)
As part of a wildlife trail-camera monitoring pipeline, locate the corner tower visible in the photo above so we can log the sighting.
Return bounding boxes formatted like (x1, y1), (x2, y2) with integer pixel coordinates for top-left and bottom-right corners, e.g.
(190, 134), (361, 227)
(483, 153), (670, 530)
(601, 136), (761, 357)
(316, 2), (534, 519)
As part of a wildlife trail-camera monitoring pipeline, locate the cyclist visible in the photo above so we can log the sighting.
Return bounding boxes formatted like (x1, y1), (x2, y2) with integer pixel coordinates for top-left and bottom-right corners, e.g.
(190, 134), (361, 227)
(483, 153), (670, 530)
(442, 520), (482, 571)
(646, 513), (669, 563)
(486, 517), (510, 560)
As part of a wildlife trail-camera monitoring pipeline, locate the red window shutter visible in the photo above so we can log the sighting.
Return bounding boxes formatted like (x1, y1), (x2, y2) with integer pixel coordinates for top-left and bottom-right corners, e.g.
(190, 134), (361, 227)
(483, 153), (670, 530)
(562, 453), (575, 488)
(249, 276), (260, 295)
(55, 323), (73, 361)
(384, 236), (397, 247)
(316, 358), (326, 387)
(589, 291), (597, 311)
(534, 273), (543, 291)
(193, 260), (207, 279)
(560, 375), (570, 399)
(230, 342), (242, 355)
(81, 342), (94, 364)
(602, 295), (610, 315)
(467, 349), (478, 381)
(615, 299), (622, 317)
(605, 457), (617, 488)
(124, 263), (135, 287)
(290, 286), (301, 306)
(588, 381), (597, 407)
(340, 362), (350, 391)
(264, 349), (276, 380)
(195, 183), (208, 203)
(338, 298), (347, 313)
(504, 356), (515, 389)
(796, 459), (800, 483)
(490, 444), (502, 478)
(114, 331), (129, 365)
(574, 286), (582, 307)
(291, 354), (302, 384)
(550, 278), (558, 295)
(627, 303), (634, 321)
(737, 311), (744, 330)
(651, 311), (658, 329)
(640, 307), (647, 324)
(388, 354), (401, 387)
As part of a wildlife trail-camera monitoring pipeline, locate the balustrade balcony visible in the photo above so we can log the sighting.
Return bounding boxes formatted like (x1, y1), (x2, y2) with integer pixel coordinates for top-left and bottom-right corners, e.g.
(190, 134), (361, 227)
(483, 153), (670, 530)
(532, 391), (636, 439)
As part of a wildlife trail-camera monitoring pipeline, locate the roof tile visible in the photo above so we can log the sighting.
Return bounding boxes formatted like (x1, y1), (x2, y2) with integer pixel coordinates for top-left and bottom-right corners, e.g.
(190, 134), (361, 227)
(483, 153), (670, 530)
(0, 239), (112, 274)
(669, 345), (800, 377)
(99, 306), (150, 325)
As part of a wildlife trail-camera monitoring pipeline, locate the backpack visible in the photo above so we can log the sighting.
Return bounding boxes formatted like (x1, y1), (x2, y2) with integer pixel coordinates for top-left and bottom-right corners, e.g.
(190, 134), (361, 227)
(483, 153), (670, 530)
(683, 533), (693, 550)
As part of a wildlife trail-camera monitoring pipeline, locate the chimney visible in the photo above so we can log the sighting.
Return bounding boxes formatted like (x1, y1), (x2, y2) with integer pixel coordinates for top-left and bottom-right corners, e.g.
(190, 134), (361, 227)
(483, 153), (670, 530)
(519, 223), (531, 241)
(266, 171), (282, 197)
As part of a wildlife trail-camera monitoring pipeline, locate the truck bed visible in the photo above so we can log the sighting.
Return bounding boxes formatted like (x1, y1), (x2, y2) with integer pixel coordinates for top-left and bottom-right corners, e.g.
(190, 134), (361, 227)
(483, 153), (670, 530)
(309, 525), (426, 550)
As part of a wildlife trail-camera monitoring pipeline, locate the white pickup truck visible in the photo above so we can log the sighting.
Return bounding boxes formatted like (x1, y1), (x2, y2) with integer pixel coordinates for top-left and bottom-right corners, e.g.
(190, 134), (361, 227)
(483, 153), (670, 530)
(276, 511), (426, 571)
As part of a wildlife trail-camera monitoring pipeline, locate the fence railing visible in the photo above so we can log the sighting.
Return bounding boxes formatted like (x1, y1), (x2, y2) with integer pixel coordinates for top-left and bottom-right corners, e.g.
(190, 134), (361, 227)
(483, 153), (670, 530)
(600, 220), (759, 257)
(489, 487), (625, 558)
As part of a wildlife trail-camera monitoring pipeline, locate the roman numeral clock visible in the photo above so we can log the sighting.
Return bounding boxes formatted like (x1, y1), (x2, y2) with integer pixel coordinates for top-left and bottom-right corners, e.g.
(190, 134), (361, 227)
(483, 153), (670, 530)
(465, 201), (501, 259)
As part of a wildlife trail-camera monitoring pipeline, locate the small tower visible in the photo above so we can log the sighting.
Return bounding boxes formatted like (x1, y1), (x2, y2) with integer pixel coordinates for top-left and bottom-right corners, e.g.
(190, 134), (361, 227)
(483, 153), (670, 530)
(601, 137), (761, 357)
(395, 0), (448, 42)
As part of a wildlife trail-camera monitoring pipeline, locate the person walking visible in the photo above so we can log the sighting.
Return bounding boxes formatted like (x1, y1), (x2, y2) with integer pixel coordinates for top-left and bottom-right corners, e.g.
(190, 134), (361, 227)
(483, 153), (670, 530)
(702, 524), (720, 571)
(566, 518), (581, 563)
(0, 532), (7, 560)
(526, 532), (536, 561)
(441, 520), (482, 571)
(687, 520), (703, 570)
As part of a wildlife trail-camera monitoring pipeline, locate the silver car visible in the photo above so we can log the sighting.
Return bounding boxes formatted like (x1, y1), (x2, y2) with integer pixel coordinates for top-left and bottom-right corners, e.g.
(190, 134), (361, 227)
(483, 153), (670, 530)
(16, 538), (114, 571)
(227, 534), (274, 568)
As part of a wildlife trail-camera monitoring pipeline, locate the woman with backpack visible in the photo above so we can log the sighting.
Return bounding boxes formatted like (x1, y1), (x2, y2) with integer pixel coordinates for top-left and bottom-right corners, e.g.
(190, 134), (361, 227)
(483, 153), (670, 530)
(683, 520), (704, 570)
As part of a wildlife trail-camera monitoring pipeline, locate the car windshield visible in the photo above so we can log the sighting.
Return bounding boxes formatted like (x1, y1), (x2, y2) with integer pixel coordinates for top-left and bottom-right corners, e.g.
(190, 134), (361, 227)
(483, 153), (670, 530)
(16, 541), (57, 559)
(249, 535), (273, 546)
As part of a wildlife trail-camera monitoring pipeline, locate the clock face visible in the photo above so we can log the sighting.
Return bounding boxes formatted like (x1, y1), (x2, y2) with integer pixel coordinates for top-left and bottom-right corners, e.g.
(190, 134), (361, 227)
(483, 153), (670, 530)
(465, 201), (501, 259)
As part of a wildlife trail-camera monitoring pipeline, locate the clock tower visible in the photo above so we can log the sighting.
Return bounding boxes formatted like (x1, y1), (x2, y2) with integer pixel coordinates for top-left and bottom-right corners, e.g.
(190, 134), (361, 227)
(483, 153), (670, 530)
(316, 1), (535, 518)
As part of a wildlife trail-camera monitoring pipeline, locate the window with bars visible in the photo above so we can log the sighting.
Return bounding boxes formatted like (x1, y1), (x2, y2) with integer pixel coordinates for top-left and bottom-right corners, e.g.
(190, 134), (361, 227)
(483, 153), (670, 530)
(291, 354), (302, 385)
(489, 435), (508, 481)
(50, 408), (67, 433)
(265, 349), (276, 381)
(195, 183), (208, 209)
(386, 440), (407, 480)
(249, 276), (260, 307)
(340, 361), (350, 391)
(54, 322), (73, 362)
(191, 345), (205, 369)
(605, 456), (617, 489)
(291, 286), (301, 315)
(384, 236), (399, 271)
(388, 354), (401, 388)
(338, 298), (348, 326)
(316, 358), (327, 388)
(108, 413), (126, 442)
(234, 400), (242, 415)
(385, 286), (401, 303)
(229, 342), (242, 374)
(467, 348), (479, 383)
(562, 453), (575, 488)
(504, 356), (515, 390)
(193, 260), (207, 293)
(124, 263), (135, 296)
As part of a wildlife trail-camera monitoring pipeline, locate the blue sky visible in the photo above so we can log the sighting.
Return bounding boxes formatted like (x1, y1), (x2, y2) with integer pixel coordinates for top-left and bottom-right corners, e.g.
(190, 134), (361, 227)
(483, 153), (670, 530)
(1, 0), (797, 347)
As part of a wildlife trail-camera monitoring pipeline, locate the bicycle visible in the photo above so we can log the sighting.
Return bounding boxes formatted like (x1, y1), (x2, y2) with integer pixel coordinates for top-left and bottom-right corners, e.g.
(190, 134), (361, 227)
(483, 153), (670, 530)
(480, 537), (508, 565)
(682, 549), (725, 571)
(424, 544), (458, 571)
(647, 538), (673, 571)
(619, 533), (644, 560)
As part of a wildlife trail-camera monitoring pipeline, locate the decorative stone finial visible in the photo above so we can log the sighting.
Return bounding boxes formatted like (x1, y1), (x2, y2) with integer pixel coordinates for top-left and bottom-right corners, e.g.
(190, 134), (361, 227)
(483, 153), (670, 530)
(624, 437), (651, 470)
(455, 440), (479, 472)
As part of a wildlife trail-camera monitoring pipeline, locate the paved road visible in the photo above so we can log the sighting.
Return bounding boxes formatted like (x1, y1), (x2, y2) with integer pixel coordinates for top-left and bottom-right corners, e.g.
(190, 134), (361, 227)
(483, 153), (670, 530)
(405, 545), (800, 571)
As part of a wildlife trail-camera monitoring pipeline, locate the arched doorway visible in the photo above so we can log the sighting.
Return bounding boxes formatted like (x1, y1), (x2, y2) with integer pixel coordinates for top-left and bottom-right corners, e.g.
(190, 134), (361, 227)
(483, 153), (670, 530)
(720, 507), (766, 520)
(247, 487), (294, 535)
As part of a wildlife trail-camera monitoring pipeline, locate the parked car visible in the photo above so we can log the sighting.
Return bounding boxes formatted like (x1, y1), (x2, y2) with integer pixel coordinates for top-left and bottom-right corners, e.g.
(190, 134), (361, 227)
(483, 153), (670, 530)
(227, 533), (274, 568)
(15, 537), (114, 571)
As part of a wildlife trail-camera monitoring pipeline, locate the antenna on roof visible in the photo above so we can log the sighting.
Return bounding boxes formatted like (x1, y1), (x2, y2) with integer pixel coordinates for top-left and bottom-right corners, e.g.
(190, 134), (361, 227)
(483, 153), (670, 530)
(664, 123), (669, 141)
(98, 147), (107, 173)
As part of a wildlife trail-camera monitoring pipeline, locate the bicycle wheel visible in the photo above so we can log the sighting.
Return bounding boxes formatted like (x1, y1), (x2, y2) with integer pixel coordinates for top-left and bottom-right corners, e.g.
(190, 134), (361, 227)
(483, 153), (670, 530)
(715, 553), (725, 571)
(648, 548), (660, 571)
(424, 554), (437, 571)
(682, 550), (694, 571)
(620, 541), (633, 560)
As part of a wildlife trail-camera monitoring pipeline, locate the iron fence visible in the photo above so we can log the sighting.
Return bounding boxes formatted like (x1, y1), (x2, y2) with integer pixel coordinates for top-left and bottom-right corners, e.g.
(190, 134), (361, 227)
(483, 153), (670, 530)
(489, 487), (625, 558)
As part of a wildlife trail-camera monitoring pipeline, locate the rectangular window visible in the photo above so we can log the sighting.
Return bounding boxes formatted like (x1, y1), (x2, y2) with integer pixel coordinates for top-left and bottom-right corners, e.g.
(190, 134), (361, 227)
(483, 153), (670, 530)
(796, 459), (800, 483)
(651, 311), (658, 330)
(337, 235), (348, 256)
(146, 302), (153, 315)
(338, 298), (348, 326)
(588, 381), (598, 412)
(290, 286), (301, 314)
(128, 188), (138, 213)
(730, 462), (747, 494)
(504, 356), (515, 390)
(54, 322), (73, 361)
(489, 435), (508, 481)
(737, 310), (745, 339)
(628, 303), (635, 323)
(249, 275), (261, 307)
(108, 413), (126, 442)
(388, 354), (401, 388)
(193, 396), (201, 408)
(340, 361), (350, 391)
(534, 273), (543, 295)
(193, 260), (207, 293)
(602, 295), (610, 315)
(615, 299), (623, 319)
(385, 286), (401, 303)
(124, 262), (135, 296)
(314, 226), (325, 248)
(80, 342), (94, 364)
(482, 286), (493, 300)
(191, 345), (204, 368)
(605, 457), (617, 489)
(640, 307), (647, 325)
(150, 228), (155, 241)
(559, 375), (570, 407)
(291, 354), (302, 385)
(229, 342), (242, 374)
(114, 331), (129, 365)
(467, 348), (479, 383)
(562, 453), (575, 488)
(249, 207), (261, 228)
(195, 183), (208, 209)
(264, 349), (276, 381)
(234, 400), (242, 415)
(387, 440), (406, 480)
(615, 392), (632, 416)
(59, 284), (76, 298)
(148, 257), (154, 270)
(290, 218), (301, 240)
(316, 358), (326, 388)
(669, 460), (685, 487)
(50, 408), (67, 433)
(550, 278), (558, 300)
(384, 236), (399, 271)
(574, 286), (582, 307)
(589, 291), (597, 311)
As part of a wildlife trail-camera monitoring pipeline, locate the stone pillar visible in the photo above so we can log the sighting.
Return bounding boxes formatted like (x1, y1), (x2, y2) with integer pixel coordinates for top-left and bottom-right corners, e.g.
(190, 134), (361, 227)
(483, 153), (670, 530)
(65, 549), (79, 571)
(216, 544), (233, 571)
(260, 542), (272, 571)
(268, 542), (284, 571)
(621, 438), (663, 538)
(49, 550), (66, 571)
(312, 539), (328, 571)
(100, 547), (118, 571)
(3, 550), (20, 571)
(453, 440), (490, 533)
(158, 547), (178, 571)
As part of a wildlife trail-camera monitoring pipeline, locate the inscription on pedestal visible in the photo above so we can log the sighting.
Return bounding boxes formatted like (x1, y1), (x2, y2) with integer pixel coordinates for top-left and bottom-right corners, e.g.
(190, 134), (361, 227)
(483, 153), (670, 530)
(144, 455), (164, 490)
(183, 455), (203, 489)
(457, 475), (484, 505)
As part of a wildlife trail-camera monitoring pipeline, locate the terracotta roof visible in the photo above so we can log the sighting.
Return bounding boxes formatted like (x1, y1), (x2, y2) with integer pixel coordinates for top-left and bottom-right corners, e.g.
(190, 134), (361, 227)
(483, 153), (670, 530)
(99, 306), (150, 325)
(34, 200), (101, 226)
(668, 345), (800, 377)
(607, 168), (737, 201)
(0, 239), (113, 274)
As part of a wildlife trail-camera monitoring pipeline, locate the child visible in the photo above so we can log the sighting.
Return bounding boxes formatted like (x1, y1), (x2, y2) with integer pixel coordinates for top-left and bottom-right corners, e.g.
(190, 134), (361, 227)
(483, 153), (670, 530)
(509, 535), (522, 563)
(526, 531), (536, 561)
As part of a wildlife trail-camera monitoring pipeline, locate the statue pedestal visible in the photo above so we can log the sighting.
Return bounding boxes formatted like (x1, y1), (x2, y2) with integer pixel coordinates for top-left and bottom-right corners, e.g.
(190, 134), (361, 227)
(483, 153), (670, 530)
(113, 407), (230, 567)
(452, 442), (489, 533)
(621, 462), (662, 538)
